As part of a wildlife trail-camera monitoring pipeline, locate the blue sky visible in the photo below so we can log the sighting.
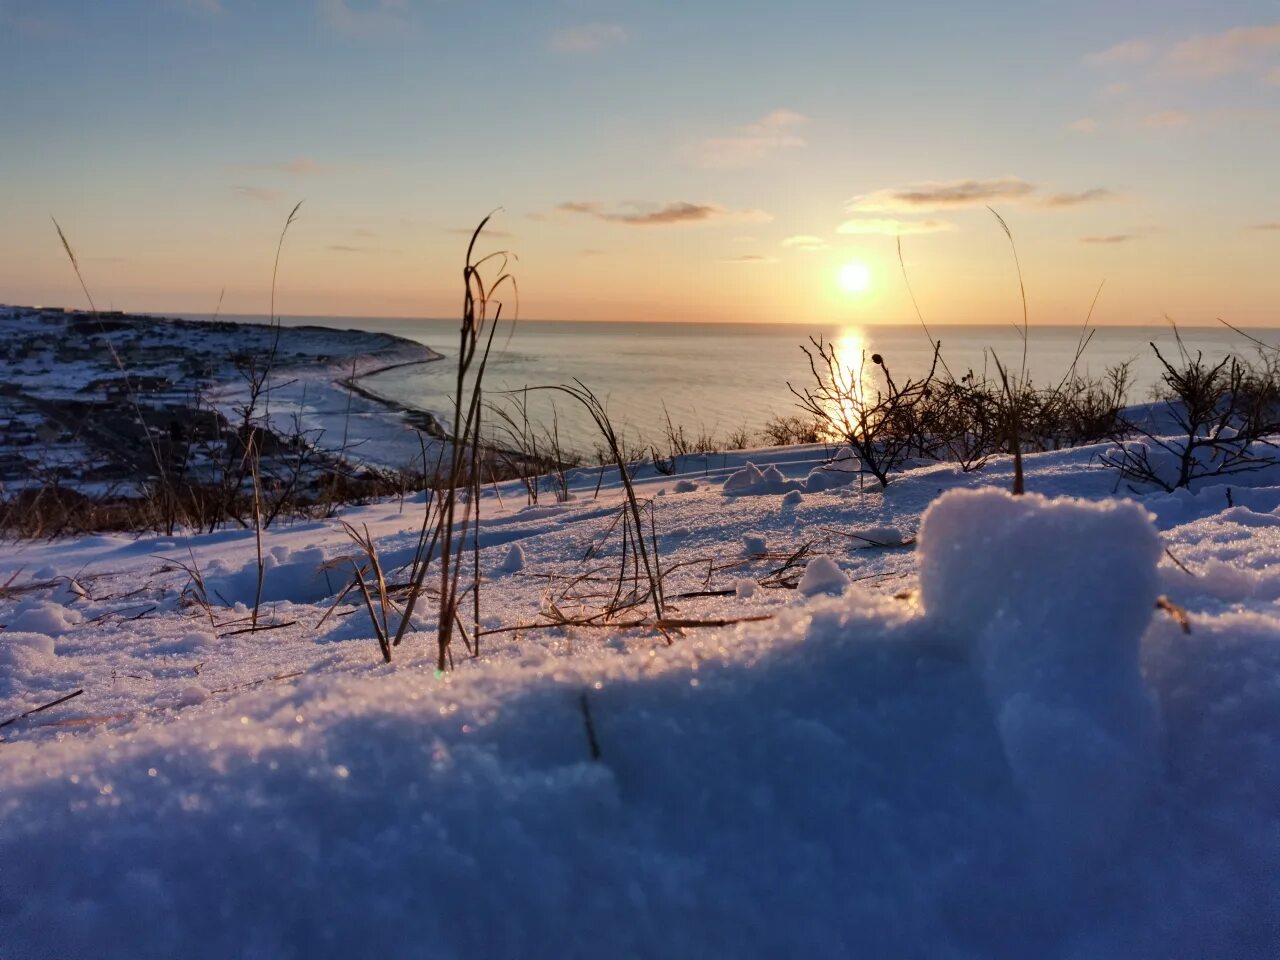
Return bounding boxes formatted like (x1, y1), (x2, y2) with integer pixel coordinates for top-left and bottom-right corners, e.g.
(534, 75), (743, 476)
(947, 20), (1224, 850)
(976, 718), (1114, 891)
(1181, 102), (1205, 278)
(2, 0), (1278, 324)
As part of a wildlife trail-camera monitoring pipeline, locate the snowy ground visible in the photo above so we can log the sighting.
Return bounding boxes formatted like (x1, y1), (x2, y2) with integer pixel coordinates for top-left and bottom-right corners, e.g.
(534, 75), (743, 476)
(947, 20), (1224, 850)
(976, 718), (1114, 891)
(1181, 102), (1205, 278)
(2, 438), (1279, 958)
(0, 304), (441, 489)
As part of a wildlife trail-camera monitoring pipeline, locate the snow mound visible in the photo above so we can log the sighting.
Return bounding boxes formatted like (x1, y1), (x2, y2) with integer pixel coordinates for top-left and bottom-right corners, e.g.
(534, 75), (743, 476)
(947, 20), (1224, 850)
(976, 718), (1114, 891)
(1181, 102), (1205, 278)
(741, 533), (767, 556)
(7, 600), (82, 636)
(205, 546), (335, 606)
(850, 524), (907, 547)
(803, 446), (862, 492)
(724, 452), (862, 497)
(497, 544), (525, 575)
(797, 556), (848, 596)
(781, 490), (803, 507)
(918, 488), (1163, 854)
(722, 462), (803, 497)
(673, 479), (698, 493)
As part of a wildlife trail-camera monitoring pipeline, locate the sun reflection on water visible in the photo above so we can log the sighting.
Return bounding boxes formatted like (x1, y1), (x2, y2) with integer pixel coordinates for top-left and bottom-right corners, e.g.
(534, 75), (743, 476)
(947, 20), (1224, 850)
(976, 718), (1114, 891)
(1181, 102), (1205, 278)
(819, 325), (878, 438)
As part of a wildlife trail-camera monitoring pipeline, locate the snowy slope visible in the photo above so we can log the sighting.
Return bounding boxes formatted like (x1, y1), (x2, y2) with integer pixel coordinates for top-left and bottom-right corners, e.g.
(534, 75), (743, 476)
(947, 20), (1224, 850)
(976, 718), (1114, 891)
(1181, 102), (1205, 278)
(1, 443), (1279, 958)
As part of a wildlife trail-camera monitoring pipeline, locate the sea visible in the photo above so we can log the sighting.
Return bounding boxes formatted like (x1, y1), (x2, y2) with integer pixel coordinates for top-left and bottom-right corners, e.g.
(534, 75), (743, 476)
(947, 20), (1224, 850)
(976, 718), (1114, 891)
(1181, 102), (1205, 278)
(201, 316), (1273, 456)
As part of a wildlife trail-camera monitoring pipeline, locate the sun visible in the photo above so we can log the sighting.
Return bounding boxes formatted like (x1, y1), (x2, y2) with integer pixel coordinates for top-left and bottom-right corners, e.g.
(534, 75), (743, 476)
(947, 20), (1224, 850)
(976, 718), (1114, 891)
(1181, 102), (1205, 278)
(838, 261), (872, 295)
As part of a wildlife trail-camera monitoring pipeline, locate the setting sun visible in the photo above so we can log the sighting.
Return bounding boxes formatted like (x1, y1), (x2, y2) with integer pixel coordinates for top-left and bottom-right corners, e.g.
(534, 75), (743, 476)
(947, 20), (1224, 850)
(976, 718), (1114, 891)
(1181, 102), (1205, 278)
(838, 261), (872, 295)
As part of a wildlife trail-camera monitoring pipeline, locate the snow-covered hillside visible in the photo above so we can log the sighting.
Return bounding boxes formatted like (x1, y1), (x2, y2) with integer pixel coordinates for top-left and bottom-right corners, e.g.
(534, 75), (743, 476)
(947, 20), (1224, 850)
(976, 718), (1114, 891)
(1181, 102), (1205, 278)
(2, 442), (1278, 958)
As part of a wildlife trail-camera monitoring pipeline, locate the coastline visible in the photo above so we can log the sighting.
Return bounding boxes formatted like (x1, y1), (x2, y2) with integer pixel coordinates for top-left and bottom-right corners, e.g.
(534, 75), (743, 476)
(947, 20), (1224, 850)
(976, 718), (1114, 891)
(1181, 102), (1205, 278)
(0, 304), (451, 487)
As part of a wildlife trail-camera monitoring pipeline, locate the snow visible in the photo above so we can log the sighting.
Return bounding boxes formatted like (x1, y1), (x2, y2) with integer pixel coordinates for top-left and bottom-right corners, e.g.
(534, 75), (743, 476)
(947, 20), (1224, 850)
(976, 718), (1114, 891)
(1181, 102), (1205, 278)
(6, 599), (83, 635)
(497, 543), (526, 574)
(849, 523), (908, 546)
(918, 489), (1163, 854)
(1, 417), (1279, 957)
(796, 554), (848, 595)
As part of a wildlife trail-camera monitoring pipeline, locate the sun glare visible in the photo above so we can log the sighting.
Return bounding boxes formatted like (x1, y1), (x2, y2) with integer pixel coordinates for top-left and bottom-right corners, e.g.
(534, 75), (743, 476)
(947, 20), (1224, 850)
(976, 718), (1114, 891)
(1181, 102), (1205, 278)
(838, 261), (872, 296)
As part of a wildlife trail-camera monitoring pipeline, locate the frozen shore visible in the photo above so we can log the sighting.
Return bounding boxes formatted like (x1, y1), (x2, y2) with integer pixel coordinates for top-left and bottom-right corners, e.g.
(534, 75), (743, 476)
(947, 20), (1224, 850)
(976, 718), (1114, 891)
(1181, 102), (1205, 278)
(0, 304), (447, 489)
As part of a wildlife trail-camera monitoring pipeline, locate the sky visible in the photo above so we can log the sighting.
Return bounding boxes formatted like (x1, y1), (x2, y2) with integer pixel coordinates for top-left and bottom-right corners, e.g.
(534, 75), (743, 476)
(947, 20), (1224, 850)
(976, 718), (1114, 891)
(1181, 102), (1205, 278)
(1, 0), (1278, 326)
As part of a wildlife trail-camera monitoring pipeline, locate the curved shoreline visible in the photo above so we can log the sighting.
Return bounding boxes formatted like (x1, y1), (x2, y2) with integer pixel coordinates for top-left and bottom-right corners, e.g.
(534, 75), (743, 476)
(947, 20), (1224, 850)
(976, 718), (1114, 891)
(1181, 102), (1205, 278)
(338, 355), (449, 439)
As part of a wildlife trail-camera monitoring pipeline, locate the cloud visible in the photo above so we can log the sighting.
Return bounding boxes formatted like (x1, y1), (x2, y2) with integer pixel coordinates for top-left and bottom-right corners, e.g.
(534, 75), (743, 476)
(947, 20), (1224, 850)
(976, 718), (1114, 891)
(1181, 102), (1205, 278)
(1250, 222), (1280, 230)
(781, 235), (827, 251)
(611, 203), (718, 225)
(328, 244), (371, 253)
(846, 177), (1120, 220)
(1086, 39), (1155, 66)
(232, 185), (284, 202)
(447, 227), (512, 238)
(555, 200), (768, 226)
(1089, 24), (1280, 82)
(1142, 109), (1192, 128)
(695, 109), (808, 168)
(579, 248), (606, 257)
(1037, 188), (1119, 207)
(242, 157), (332, 176)
(1168, 24), (1280, 76)
(281, 158), (329, 175)
(722, 254), (777, 264)
(1069, 117), (1098, 133)
(319, 0), (410, 37)
(836, 218), (955, 236)
(1080, 234), (1138, 244)
(549, 23), (626, 53)
(849, 177), (1035, 213)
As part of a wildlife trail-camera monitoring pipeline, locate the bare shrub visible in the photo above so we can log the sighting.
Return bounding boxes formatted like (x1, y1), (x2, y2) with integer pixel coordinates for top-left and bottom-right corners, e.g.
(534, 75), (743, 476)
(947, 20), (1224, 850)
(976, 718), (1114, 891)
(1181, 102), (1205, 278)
(759, 414), (823, 446)
(1100, 332), (1280, 491)
(788, 337), (941, 487)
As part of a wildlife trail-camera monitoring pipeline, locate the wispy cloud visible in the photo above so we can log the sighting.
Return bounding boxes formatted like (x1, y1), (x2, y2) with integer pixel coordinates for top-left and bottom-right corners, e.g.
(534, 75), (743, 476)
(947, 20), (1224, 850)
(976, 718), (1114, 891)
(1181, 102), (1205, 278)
(1069, 117), (1099, 133)
(1086, 39), (1155, 66)
(328, 244), (372, 253)
(848, 177), (1119, 215)
(695, 109), (808, 168)
(1250, 222), (1280, 230)
(1081, 234), (1138, 244)
(1168, 24), (1280, 76)
(549, 23), (626, 53)
(722, 254), (777, 264)
(1037, 188), (1119, 207)
(1089, 24), (1280, 81)
(319, 0), (410, 37)
(447, 226), (512, 238)
(232, 184), (284, 202)
(781, 234), (827, 251)
(556, 200), (769, 225)
(1142, 109), (1193, 128)
(243, 157), (333, 176)
(849, 177), (1036, 213)
(836, 218), (955, 236)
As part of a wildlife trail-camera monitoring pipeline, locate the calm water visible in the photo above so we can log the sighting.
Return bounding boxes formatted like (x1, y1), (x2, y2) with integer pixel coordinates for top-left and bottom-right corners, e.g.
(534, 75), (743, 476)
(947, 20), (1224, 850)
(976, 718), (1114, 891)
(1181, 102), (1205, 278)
(205, 316), (1275, 455)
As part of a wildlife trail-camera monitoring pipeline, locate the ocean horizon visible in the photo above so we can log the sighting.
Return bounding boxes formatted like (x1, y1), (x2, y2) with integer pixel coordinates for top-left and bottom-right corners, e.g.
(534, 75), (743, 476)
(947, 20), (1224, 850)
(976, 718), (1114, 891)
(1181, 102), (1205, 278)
(173, 312), (1278, 455)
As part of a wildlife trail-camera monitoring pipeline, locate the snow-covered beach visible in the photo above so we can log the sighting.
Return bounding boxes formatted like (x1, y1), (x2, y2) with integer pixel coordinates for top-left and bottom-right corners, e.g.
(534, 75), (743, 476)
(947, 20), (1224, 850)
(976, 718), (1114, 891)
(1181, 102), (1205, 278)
(3, 353), (1279, 957)
(0, 305), (446, 500)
